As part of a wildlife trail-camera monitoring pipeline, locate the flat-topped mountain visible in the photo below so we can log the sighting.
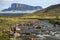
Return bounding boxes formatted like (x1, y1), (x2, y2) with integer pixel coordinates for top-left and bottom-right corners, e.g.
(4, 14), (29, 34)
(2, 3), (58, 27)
(2, 3), (42, 11)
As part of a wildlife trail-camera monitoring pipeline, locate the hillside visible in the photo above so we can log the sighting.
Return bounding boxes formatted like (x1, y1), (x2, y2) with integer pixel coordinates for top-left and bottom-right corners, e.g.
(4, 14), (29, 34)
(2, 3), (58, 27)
(21, 4), (60, 19)
(34, 4), (60, 15)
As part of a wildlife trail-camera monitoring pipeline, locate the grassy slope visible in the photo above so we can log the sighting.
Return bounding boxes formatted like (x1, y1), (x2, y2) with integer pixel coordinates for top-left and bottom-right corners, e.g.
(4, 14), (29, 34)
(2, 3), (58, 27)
(21, 4), (60, 19)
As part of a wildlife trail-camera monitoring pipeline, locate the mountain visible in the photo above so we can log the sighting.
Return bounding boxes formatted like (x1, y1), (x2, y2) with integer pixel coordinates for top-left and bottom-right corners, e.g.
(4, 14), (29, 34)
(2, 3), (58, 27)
(2, 3), (42, 12)
(35, 4), (60, 14)
(21, 4), (60, 19)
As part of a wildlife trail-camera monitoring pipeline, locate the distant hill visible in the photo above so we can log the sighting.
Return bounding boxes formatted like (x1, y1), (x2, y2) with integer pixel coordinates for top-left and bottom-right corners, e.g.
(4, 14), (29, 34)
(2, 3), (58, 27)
(2, 3), (42, 12)
(21, 4), (60, 19)
(35, 4), (60, 14)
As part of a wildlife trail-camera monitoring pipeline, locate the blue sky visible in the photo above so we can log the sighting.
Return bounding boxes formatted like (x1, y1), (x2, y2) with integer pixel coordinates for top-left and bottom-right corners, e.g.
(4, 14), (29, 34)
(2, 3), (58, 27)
(0, 0), (60, 11)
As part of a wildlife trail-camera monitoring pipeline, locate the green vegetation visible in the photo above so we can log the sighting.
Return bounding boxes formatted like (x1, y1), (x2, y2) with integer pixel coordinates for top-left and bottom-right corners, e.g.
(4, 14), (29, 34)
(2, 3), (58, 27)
(0, 34), (10, 40)
(0, 4), (60, 40)
(21, 4), (60, 19)
(0, 16), (39, 40)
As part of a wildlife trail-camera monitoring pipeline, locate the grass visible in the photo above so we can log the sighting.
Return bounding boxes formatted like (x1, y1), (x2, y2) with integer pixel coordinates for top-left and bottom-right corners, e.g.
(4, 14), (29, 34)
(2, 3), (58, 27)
(0, 15), (60, 40)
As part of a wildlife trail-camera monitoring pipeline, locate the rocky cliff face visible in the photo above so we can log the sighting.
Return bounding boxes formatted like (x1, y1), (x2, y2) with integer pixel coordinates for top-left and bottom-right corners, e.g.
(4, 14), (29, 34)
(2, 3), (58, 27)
(2, 3), (42, 11)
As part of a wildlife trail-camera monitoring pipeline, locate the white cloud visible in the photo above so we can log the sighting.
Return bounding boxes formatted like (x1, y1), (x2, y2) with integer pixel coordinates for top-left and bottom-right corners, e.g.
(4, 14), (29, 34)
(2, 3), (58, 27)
(0, 0), (14, 11)
(2, 0), (13, 2)
(0, 0), (13, 4)
(0, 0), (14, 5)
